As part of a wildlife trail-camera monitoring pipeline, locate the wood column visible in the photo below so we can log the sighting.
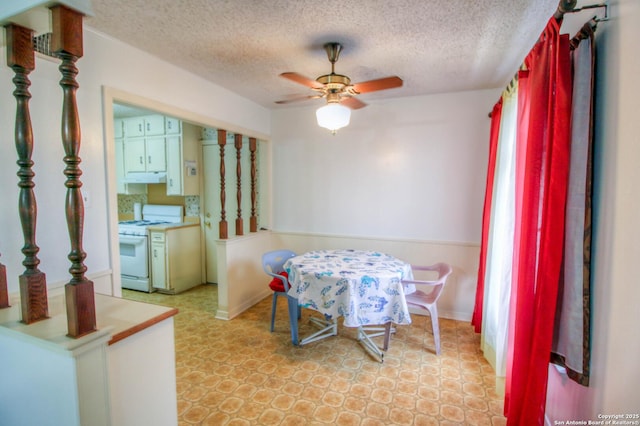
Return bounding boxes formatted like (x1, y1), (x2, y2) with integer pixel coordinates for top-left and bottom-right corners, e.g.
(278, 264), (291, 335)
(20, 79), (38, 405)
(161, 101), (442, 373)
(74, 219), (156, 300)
(249, 138), (258, 232)
(217, 129), (228, 239)
(6, 23), (48, 322)
(234, 134), (243, 236)
(51, 5), (96, 338)
(0, 255), (9, 309)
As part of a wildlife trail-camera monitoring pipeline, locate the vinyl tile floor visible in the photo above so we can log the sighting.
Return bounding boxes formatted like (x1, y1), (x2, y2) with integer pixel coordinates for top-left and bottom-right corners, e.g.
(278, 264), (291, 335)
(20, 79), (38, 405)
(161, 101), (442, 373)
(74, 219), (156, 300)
(123, 284), (506, 425)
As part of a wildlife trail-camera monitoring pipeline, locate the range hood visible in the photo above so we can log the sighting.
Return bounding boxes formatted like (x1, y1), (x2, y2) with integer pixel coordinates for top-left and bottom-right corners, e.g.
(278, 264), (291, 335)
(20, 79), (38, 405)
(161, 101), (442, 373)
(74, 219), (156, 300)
(124, 171), (167, 184)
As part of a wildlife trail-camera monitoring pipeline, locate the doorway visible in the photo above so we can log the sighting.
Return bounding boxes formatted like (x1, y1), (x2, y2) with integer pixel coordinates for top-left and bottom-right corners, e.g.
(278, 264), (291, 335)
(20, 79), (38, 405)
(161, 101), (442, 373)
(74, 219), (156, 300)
(102, 87), (270, 298)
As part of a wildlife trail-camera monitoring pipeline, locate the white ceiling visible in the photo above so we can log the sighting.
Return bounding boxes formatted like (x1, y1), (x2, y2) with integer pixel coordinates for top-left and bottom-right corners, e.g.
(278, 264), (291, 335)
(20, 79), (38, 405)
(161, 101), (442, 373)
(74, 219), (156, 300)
(86, 0), (581, 110)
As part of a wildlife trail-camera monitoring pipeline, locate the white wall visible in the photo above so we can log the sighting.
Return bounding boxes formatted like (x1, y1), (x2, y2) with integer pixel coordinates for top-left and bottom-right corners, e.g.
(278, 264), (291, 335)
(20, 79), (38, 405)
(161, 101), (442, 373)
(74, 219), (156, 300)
(0, 26), (271, 296)
(545, 0), (640, 420)
(270, 89), (499, 321)
(271, 89), (498, 242)
(273, 231), (480, 321)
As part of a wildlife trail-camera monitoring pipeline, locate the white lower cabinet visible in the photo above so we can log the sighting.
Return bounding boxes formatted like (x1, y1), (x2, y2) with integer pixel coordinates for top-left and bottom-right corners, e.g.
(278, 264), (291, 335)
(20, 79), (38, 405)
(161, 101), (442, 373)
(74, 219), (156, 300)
(150, 225), (202, 293)
(151, 233), (167, 290)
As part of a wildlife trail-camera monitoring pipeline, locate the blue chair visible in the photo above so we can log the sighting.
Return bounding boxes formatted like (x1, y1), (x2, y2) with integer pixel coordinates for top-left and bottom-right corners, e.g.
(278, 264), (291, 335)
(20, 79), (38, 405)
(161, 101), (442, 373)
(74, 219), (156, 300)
(262, 249), (299, 332)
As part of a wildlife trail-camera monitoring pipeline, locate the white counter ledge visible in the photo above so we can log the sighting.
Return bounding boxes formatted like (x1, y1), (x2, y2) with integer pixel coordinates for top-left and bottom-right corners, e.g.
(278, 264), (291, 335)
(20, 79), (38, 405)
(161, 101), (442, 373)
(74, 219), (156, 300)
(0, 293), (179, 426)
(0, 293), (178, 346)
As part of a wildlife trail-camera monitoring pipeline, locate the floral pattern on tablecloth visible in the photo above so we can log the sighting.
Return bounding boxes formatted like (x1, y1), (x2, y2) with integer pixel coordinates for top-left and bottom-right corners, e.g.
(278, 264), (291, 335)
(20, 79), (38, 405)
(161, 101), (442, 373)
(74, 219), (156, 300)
(284, 249), (414, 327)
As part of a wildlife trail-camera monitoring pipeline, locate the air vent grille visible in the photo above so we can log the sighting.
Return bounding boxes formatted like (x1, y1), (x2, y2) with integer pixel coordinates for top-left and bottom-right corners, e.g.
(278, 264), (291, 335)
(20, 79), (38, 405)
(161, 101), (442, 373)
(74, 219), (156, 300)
(33, 33), (56, 58)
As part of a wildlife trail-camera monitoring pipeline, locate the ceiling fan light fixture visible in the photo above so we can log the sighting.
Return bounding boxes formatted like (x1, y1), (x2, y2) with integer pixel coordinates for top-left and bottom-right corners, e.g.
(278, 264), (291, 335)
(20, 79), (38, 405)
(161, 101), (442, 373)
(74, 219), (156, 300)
(316, 103), (351, 134)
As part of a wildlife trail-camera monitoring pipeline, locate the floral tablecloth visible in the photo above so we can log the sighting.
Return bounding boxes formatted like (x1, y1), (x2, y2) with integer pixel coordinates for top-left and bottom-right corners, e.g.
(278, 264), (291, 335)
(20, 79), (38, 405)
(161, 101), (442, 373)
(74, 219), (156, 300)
(284, 249), (414, 327)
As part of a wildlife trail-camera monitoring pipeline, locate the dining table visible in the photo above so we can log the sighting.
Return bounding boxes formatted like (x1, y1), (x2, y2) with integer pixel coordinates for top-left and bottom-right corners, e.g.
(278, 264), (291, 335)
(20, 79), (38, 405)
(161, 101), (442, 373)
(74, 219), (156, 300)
(283, 248), (415, 361)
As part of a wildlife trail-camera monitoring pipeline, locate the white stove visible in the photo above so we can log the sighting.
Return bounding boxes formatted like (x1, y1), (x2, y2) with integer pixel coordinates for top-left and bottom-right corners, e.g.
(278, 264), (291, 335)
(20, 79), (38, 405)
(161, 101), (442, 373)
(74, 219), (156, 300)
(119, 220), (176, 236)
(118, 205), (183, 292)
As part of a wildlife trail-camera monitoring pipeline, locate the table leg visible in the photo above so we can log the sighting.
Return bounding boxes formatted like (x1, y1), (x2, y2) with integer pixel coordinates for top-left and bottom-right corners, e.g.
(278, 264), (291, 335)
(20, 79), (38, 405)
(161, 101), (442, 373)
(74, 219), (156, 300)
(287, 295), (300, 345)
(300, 317), (337, 345)
(287, 295), (337, 346)
(357, 322), (397, 362)
(383, 322), (393, 350)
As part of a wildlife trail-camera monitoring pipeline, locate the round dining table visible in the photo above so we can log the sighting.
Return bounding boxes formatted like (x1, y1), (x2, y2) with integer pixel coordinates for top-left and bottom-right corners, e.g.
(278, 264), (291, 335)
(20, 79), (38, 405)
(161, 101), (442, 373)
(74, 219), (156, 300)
(283, 249), (415, 360)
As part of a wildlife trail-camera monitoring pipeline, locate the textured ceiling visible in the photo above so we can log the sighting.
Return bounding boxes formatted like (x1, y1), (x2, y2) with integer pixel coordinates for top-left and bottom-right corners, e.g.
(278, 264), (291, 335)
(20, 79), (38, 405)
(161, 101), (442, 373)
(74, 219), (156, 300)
(86, 0), (564, 109)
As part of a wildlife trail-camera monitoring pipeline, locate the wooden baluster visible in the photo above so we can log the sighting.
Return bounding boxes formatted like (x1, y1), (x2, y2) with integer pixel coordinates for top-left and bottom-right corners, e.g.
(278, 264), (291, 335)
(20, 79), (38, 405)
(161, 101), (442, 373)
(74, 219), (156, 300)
(51, 5), (96, 338)
(249, 137), (258, 232)
(218, 129), (228, 239)
(234, 134), (243, 236)
(6, 23), (48, 322)
(0, 254), (9, 309)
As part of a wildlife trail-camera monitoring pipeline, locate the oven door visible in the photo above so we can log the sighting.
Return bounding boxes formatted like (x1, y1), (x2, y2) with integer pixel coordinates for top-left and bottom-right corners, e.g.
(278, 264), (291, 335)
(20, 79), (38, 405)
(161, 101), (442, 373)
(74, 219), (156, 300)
(119, 234), (148, 278)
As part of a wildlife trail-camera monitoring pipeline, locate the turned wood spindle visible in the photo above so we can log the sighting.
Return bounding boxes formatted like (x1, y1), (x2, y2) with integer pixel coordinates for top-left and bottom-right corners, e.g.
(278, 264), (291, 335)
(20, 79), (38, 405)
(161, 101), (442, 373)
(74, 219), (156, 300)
(234, 133), (243, 236)
(6, 23), (48, 322)
(51, 5), (96, 338)
(218, 129), (228, 239)
(0, 253), (9, 309)
(249, 137), (258, 233)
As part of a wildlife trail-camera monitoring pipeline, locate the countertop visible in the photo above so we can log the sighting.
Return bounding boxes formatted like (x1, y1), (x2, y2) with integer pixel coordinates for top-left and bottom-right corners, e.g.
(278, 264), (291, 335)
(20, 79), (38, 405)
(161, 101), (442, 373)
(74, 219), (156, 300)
(0, 292), (178, 350)
(147, 217), (200, 232)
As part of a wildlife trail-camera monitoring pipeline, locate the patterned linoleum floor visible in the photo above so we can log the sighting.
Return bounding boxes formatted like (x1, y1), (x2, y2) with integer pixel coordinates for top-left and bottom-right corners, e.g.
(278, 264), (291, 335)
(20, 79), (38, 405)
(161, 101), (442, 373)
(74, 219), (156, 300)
(123, 284), (507, 425)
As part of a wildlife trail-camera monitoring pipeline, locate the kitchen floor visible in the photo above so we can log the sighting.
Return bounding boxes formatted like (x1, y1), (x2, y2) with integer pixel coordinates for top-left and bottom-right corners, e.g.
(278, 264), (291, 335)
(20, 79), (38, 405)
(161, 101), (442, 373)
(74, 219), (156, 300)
(123, 285), (507, 425)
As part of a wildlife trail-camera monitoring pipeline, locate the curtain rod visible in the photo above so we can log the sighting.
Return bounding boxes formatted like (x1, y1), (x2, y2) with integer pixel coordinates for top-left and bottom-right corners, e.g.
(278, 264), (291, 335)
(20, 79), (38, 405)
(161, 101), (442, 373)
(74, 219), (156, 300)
(570, 18), (597, 49)
(554, 0), (609, 22)
(488, 1), (606, 118)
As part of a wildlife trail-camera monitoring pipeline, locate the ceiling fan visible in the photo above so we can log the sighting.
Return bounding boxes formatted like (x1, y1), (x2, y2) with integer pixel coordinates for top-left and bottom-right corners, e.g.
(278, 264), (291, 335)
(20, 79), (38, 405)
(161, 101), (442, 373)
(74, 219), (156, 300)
(276, 42), (403, 110)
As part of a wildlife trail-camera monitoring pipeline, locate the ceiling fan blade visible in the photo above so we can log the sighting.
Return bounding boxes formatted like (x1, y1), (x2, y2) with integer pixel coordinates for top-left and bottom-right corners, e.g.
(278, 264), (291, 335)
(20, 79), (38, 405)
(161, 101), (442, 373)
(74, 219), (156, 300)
(341, 97), (367, 110)
(352, 76), (403, 94)
(280, 72), (325, 89)
(275, 94), (321, 105)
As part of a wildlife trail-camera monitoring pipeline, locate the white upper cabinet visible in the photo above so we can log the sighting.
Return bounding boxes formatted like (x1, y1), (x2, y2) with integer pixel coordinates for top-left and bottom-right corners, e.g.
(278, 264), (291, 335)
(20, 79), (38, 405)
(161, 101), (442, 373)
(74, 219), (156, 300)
(114, 134), (146, 195)
(125, 114), (165, 137)
(166, 122), (199, 196)
(145, 137), (167, 172)
(115, 113), (198, 196)
(123, 137), (166, 173)
(114, 118), (125, 139)
(144, 115), (166, 136)
(165, 117), (181, 135)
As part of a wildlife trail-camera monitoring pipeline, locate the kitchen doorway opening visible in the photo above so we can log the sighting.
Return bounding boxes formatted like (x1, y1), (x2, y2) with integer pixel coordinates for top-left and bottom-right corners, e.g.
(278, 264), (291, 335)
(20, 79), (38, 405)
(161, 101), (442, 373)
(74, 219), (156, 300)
(101, 87), (271, 301)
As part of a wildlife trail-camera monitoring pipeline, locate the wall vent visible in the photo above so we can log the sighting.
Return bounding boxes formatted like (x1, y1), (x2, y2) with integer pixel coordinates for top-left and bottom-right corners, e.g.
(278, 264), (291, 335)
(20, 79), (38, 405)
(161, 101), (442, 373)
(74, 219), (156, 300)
(33, 33), (56, 58)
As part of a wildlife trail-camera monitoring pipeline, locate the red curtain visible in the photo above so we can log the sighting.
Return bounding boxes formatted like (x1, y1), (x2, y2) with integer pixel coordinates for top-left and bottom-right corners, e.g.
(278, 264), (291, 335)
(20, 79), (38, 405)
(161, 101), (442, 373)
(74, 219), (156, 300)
(505, 18), (573, 424)
(471, 99), (503, 333)
(504, 68), (530, 411)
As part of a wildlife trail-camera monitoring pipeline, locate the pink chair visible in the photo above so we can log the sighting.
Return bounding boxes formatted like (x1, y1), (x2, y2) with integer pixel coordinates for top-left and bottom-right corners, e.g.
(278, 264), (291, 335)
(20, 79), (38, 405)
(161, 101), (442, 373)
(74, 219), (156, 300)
(402, 262), (453, 355)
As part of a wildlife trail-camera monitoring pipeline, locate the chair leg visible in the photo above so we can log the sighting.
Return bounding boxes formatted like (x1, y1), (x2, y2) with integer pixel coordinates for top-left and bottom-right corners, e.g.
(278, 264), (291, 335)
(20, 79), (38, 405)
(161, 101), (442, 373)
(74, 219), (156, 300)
(270, 293), (278, 332)
(429, 306), (441, 355)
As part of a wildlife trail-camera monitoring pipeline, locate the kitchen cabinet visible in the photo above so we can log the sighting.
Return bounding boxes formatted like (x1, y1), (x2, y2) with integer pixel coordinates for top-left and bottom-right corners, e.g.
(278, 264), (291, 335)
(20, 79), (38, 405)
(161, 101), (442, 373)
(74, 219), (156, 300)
(151, 233), (166, 290)
(165, 117), (181, 135)
(115, 137), (146, 195)
(123, 136), (166, 173)
(114, 118), (125, 139)
(165, 136), (183, 195)
(150, 224), (202, 294)
(124, 114), (165, 137)
(165, 122), (199, 196)
(114, 114), (199, 195)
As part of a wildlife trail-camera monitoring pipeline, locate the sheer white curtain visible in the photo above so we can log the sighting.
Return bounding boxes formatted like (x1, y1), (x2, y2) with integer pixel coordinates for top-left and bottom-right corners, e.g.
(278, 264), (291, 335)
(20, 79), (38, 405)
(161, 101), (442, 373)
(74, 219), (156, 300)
(481, 85), (518, 394)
